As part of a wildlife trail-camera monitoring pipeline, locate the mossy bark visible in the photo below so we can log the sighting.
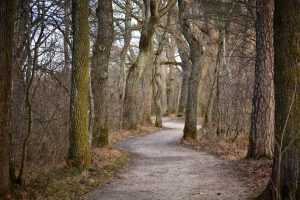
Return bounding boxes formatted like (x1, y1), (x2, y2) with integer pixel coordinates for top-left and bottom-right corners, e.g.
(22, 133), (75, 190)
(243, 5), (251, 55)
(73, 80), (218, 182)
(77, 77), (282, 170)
(91, 0), (113, 147)
(0, 0), (15, 196)
(260, 0), (300, 199)
(68, 0), (91, 168)
(247, 0), (274, 160)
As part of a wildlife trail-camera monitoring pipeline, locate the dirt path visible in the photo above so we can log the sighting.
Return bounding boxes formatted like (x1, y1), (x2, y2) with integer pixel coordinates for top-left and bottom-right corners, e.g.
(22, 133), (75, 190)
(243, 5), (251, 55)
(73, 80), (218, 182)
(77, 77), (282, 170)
(84, 119), (252, 200)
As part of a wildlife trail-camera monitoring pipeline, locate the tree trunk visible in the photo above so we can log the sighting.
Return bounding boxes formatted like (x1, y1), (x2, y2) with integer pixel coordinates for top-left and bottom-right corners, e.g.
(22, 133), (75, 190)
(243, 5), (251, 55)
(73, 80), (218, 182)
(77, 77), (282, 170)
(260, 0), (300, 199)
(161, 62), (168, 115)
(204, 28), (223, 126)
(166, 39), (177, 114)
(176, 38), (191, 116)
(91, 0), (113, 147)
(178, 0), (204, 140)
(247, 0), (274, 160)
(122, 1), (159, 129)
(0, 0), (15, 197)
(154, 54), (163, 127)
(122, 0), (176, 129)
(68, 0), (91, 168)
(118, 0), (132, 129)
(63, 0), (71, 72)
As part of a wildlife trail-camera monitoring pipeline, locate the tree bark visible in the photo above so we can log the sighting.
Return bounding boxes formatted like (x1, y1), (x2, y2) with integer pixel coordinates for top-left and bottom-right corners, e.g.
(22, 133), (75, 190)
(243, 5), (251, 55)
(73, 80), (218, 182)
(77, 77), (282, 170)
(178, 0), (204, 140)
(247, 0), (274, 160)
(68, 0), (91, 168)
(204, 28), (223, 126)
(176, 38), (191, 116)
(122, 0), (159, 129)
(0, 0), (15, 197)
(166, 38), (177, 115)
(122, 0), (176, 129)
(91, 0), (113, 147)
(118, 0), (132, 129)
(260, 0), (300, 199)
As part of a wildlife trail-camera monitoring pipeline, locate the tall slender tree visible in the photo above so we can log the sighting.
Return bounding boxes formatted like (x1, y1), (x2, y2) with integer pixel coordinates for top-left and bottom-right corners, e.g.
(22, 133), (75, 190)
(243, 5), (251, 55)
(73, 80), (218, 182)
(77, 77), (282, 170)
(178, 0), (204, 140)
(247, 0), (274, 160)
(68, 0), (91, 168)
(260, 0), (300, 199)
(0, 0), (16, 197)
(91, 0), (113, 147)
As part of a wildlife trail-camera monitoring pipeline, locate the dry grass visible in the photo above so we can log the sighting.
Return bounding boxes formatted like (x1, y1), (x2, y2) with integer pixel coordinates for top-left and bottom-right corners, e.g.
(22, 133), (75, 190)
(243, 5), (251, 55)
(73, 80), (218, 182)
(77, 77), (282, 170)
(181, 132), (248, 160)
(110, 126), (162, 144)
(181, 127), (272, 195)
(13, 125), (162, 200)
(18, 147), (129, 200)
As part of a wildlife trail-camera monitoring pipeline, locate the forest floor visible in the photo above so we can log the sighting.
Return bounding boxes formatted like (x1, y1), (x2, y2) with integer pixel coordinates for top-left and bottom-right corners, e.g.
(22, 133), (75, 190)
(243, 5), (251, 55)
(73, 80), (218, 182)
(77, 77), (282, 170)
(181, 125), (272, 197)
(19, 126), (161, 200)
(84, 118), (253, 200)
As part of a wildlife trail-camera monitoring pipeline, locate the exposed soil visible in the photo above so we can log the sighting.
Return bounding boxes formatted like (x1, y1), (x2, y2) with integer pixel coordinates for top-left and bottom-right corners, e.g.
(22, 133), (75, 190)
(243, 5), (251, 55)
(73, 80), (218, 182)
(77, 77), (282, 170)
(84, 119), (253, 200)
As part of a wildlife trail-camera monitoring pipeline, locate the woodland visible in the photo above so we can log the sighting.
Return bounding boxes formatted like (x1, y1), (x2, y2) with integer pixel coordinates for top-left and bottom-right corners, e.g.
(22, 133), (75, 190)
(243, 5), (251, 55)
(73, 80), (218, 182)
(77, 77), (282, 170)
(0, 0), (299, 199)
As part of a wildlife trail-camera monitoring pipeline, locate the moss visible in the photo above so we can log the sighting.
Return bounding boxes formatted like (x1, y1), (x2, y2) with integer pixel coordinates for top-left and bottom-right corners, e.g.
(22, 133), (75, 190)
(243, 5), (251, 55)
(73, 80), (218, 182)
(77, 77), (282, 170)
(183, 126), (198, 140)
(94, 128), (109, 148)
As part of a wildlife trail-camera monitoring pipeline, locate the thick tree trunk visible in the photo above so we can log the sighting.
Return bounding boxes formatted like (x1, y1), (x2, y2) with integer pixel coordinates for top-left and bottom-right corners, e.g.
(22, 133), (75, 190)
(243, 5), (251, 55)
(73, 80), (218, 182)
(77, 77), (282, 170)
(123, 51), (153, 129)
(68, 0), (91, 168)
(122, 0), (176, 129)
(183, 50), (203, 140)
(91, 0), (113, 147)
(260, 0), (300, 199)
(122, 1), (158, 129)
(247, 0), (274, 160)
(176, 38), (191, 116)
(178, 0), (204, 140)
(0, 0), (15, 197)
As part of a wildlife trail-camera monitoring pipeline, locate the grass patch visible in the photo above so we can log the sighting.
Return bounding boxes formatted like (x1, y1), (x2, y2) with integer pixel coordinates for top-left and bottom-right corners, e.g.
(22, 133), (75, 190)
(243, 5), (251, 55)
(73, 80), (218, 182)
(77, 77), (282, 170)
(21, 147), (129, 200)
(13, 125), (162, 200)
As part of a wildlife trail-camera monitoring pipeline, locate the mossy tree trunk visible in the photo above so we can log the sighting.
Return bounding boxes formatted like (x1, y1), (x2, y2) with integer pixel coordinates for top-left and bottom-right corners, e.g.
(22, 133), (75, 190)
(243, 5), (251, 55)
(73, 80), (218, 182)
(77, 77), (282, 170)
(91, 0), (113, 147)
(247, 0), (274, 160)
(122, 0), (176, 129)
(68, 0), (91, 168)
(260, 0), (300, 199)
(0, 0), (15, 197)
(178, 0), (204, 140)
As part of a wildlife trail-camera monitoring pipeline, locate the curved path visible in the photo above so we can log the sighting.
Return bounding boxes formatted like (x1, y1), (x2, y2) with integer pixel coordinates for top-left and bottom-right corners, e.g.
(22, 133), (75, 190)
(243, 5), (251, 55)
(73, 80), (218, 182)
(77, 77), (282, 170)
(84, 119), (251, 200)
